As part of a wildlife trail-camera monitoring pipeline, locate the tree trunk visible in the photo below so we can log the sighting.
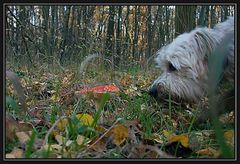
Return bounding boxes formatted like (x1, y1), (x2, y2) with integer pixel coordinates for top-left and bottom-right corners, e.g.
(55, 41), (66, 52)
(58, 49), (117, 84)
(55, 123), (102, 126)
(105, 6), (115, 58)
(132, 6), (140, 59)
(116, 6), (122, 66)
(175, 6), (197, 37)
(146, 6), (152, 58)
(210, 6), (217, 27)
(59, 6), (71, 63)
(42, 6), (50, 62)
(123, 6), (130, 64)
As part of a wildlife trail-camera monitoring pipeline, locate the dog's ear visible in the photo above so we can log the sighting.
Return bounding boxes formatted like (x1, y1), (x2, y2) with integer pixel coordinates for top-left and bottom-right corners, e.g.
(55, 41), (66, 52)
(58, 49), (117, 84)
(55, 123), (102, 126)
(193, 29), (217, 59)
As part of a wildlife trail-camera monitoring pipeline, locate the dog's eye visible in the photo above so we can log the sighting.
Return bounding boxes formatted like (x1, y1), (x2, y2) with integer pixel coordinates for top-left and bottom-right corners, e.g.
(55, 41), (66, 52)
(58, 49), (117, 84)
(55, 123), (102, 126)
(168, 62), (177, 71)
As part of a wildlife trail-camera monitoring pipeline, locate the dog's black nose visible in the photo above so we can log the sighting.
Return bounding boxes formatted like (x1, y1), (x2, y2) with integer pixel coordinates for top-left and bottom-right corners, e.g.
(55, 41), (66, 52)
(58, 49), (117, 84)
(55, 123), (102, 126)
(148, 85), (158, 98)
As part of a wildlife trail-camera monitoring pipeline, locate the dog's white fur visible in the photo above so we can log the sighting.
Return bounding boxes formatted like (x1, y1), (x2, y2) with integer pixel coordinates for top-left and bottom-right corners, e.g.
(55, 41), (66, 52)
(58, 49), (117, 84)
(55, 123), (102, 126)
(151, 17), (234, 102)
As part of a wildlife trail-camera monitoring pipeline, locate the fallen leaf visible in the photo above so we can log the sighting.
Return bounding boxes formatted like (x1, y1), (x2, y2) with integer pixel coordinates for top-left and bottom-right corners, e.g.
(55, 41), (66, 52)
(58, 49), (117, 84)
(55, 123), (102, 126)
(60, 92), (75, 106)
(6, 115), (20, 142)
(56, 118), (69, 131)
(15, 131), (30, 145)
(6, 154), (15, 158)
(32, 138), (44, 150)
(6, 114), (33, 143)
(95, 125), (107, 134)
(76, 113), (94, 126)
(224, 130), (234, 142)
(90, 138), (107, 152)
(42, 144), (65, 153)
(172, 119), (178, 129)
(169, 134), (189, 148)
(151, 133), (164, 144)
(55, 135), (66, 145)
(109, 124), (129, 146)
(6, 147), (24, 158)
(196, 147), (220, 157)
(76, 135), (85, 146)
(224, 130), (234, 147)
(66, 140), (73, 147)
(120, 74), (133, 87)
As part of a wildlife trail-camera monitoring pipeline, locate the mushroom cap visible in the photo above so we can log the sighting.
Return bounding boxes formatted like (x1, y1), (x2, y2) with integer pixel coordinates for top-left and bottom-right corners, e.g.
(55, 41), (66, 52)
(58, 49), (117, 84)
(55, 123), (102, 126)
(76, 84), (120, 94)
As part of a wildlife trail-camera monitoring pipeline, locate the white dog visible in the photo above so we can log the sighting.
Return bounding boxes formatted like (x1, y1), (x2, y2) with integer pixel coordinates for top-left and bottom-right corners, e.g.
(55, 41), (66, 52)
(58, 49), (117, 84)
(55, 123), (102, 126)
(149, 17), (234, 103)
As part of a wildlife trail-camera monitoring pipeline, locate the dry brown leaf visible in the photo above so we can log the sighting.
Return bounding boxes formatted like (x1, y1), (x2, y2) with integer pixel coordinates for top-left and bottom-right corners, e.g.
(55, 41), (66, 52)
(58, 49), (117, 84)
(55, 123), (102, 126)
(15, 131), (43, 150)
(6, 154), (15, 158)
(66, 140), (73, 147)
(42, 144), (66, 153)
(11, 147), (24, 158)
(196, 147), (220, 157)
(15, 131), (30, 145)
(60, 92), (75, 106)
(150, 133), (164, 144)
(109, 124), (129, 146)
(172, 119), (178, 129)
(90, 139), (107, 152)
(55, 135), (66, 145)
(95, 125), (107, 134)
(76, 135), (85, 146)
(120, 74), (133, 86)
(6, 115), (33, 142)
(6, 115), (20, 142)
(6, 147), (24, 158)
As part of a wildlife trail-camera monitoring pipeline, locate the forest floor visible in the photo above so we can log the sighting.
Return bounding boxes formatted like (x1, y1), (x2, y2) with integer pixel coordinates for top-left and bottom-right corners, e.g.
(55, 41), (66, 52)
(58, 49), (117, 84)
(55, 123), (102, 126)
(5, 60), (235, 159)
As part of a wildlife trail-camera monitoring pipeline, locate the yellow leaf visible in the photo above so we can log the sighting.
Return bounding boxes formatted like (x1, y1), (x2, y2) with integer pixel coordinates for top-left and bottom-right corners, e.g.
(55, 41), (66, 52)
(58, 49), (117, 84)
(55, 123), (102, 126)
(110, 124), (129, 146)
(224, 130), (234, 142)
(76, 113), (94, 126)
(56, 118), (69, 131)
(224, 130), (234, 147)
(169, 134), (189, 148)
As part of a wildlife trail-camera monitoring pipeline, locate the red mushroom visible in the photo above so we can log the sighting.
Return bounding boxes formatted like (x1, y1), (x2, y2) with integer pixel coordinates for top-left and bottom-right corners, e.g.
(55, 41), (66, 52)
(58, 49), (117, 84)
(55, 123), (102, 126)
(75, 84), (120, 110)
(76, 84), (120, 94)
(75, 84), (120, 124)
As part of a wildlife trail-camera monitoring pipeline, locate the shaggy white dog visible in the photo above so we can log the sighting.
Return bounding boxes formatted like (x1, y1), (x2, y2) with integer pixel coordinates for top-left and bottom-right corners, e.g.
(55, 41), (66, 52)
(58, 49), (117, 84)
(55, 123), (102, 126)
(149, 17), (234, 102)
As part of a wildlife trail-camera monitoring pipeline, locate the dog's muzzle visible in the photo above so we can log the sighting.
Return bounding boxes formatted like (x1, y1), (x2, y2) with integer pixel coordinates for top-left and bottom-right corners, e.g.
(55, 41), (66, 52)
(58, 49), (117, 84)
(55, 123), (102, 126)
(148, 84), (158, 98)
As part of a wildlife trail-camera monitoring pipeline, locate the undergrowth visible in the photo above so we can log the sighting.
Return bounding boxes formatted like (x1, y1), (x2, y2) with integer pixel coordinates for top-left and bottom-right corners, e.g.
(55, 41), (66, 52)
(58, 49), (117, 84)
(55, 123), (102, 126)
(5, 62), (235, 159)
